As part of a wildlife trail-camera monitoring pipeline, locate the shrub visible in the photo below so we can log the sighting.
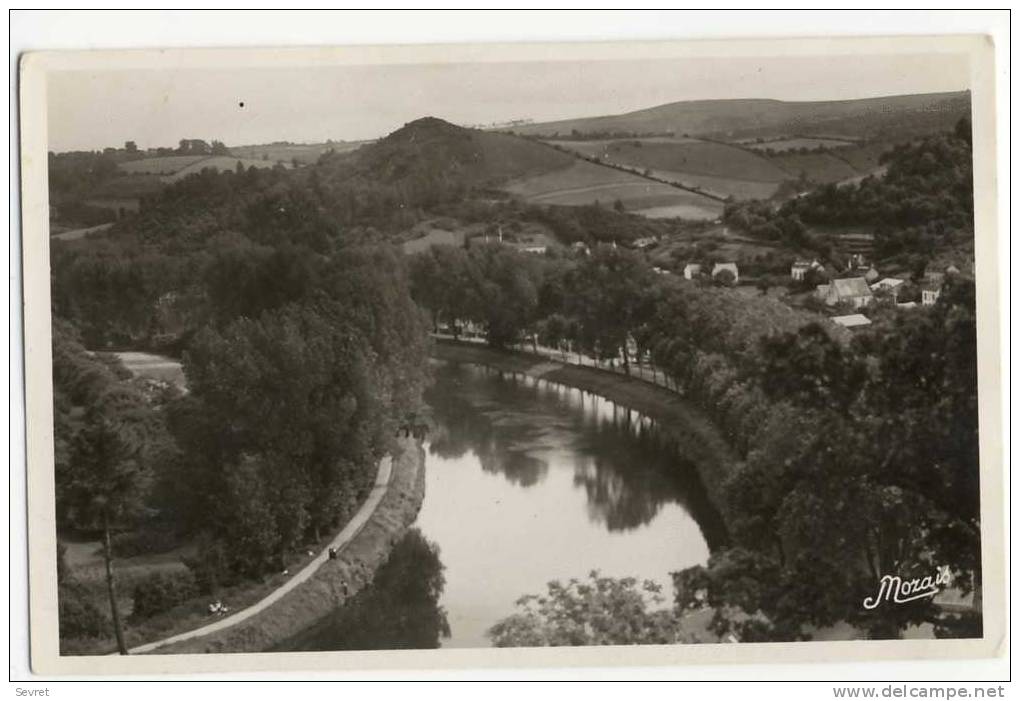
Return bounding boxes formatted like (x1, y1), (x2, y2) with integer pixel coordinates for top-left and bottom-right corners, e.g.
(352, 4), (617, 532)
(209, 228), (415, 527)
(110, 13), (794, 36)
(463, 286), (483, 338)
(108, 528), (180, 558)
(58, 583), (110, 639)
(130, 570), (198, 621)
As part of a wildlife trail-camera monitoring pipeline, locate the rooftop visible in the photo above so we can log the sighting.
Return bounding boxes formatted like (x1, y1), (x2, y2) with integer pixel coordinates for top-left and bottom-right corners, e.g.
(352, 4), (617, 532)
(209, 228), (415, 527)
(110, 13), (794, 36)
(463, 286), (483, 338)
(831, 314), (872, 328)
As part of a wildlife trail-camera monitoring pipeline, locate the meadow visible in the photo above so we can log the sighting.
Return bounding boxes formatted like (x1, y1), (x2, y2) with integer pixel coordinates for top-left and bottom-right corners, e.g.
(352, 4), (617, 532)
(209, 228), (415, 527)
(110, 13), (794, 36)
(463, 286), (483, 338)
(503, 160), (723, 219)
(228, 141), (368, 165)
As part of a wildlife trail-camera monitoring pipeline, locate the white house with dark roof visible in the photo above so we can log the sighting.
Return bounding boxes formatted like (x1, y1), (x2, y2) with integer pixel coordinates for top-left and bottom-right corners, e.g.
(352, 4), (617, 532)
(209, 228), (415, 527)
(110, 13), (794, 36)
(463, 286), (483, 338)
(683, 263), (702, 280)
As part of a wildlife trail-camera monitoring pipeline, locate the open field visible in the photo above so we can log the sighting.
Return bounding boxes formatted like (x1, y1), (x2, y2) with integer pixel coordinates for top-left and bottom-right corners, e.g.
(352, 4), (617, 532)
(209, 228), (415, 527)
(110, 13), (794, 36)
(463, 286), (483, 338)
(503, 160), (723, 219)
(646, 170), (782, 200)
(118, 155), (284, 181)
(769, 151), (860, 183)
(50, 222), (115, 241)
(118, 156), (209, 175)
(229, 141), (368, 165)
(114, 351), (187, 389)
(745, 137), (857, 152)
(543, 137), (793, 201)
(546, 138), (790, 183)
(163, 156), (284, 182)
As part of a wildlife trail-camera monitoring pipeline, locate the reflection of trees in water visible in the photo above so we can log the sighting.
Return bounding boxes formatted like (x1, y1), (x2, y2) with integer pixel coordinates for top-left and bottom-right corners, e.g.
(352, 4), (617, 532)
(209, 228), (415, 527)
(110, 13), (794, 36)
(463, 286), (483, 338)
(426, 365), (549, 488)
(273, 529), (449, 651)
(426, 362), (727, 546)
(570, 423), (724, 546)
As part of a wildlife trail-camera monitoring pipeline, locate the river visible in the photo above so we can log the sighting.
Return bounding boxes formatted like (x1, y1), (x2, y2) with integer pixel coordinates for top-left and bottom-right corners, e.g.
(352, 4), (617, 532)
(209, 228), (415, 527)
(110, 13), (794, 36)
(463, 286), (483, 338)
(276, 360), (726, 651)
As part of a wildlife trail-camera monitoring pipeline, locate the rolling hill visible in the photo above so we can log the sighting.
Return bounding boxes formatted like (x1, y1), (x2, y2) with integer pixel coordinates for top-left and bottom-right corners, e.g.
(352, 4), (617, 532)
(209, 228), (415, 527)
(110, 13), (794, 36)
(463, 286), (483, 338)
(322, 117), (725, 219)
(510, 91), (971, 142)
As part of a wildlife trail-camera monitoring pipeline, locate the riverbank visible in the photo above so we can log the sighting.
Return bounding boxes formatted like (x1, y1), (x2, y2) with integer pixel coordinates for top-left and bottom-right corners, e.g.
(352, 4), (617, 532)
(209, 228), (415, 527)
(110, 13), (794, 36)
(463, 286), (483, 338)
(136, 438), (427, 654)
(431, 340), (739, 529)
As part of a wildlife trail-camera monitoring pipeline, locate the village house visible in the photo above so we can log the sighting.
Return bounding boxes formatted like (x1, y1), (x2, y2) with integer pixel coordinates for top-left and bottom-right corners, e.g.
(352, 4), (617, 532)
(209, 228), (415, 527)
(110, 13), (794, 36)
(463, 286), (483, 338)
(821, 277), (874, 309)
(790, 259), (823, 281)
(871, 277), (905, 300)
(921, 281), (942, 306)
(712, 262), (740, 283)
(683, 263), (702, 280)
(920, 268), (949, 306)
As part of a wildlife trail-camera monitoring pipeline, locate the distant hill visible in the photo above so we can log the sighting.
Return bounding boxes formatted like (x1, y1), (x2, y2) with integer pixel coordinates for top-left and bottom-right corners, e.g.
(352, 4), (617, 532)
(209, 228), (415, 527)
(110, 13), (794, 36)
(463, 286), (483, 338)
(510, 91), (972, 142)
(337, 116), (575, 187)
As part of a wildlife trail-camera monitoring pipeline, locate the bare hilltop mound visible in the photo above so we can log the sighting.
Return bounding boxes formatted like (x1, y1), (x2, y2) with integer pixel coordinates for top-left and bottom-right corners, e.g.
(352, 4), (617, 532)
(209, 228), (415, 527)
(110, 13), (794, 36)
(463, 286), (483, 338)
(337, 116), (575, 188)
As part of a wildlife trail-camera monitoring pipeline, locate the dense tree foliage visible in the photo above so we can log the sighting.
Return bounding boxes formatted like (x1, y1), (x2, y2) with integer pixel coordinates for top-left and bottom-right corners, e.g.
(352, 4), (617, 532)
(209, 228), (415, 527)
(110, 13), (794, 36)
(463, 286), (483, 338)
(723, 120), (974, 260)
(489, 572), (684, 647)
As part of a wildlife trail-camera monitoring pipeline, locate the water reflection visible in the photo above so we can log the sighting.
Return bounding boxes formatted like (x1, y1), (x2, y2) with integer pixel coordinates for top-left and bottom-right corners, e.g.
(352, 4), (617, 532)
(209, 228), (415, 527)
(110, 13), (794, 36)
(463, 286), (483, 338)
(426, 362), (726, 542)
(272, 529), (449, 652)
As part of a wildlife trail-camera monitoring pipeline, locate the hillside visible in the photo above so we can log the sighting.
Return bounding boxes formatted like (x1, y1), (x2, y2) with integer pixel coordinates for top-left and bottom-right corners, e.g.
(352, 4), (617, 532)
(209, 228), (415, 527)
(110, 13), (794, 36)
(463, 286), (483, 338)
(510, 91), (971, 142)
(336, 117), (575, 188)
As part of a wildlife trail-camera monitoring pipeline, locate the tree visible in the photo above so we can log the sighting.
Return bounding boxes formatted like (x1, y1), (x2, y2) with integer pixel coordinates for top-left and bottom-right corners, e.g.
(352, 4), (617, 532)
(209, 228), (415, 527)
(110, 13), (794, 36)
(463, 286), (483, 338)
(713, 268), (736, 287)
(124, 141), (138, 153)
(488, 571), (686, 646)
(64, 382), (161, 654)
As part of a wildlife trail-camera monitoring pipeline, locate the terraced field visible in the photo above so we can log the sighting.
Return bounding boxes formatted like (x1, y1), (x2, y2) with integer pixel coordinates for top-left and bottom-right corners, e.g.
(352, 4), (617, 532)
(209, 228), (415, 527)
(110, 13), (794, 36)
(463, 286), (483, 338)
(503, 160), (724, 220)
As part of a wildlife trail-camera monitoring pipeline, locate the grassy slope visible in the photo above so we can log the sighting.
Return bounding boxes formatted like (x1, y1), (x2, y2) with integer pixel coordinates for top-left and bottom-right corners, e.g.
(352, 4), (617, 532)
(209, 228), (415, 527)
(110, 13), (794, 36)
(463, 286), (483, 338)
(511, 92), (971, 141)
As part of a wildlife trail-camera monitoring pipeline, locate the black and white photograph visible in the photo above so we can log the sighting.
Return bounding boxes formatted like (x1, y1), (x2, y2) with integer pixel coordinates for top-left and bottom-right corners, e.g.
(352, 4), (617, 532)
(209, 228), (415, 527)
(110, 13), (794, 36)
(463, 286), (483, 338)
(14, 21), (1006, 679)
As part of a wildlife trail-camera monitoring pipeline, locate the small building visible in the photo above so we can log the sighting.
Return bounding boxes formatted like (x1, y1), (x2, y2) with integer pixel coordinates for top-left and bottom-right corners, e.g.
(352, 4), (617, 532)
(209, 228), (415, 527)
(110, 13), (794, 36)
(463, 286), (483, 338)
(712, 262), (740, 283)
(630, 236), (658, 250)
(922, 283), (942, 306)
(518, 245), (548, 255)
(896, 301), (918, 310)
(825, 277), (874, 309)
(652, 266), (670, 275)
(871, 277), (905, 292)
(790, 259), (823, 281)
(683, 263), (702, 280)
(571, 241), (591, 256)
(871, 277), (905, 300)
(831, 314), (872, 329)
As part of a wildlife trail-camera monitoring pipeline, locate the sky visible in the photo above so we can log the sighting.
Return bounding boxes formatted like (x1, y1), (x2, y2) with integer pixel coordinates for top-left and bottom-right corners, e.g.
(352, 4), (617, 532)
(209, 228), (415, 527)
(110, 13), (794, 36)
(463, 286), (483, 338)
(46, 52), (970, 152)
